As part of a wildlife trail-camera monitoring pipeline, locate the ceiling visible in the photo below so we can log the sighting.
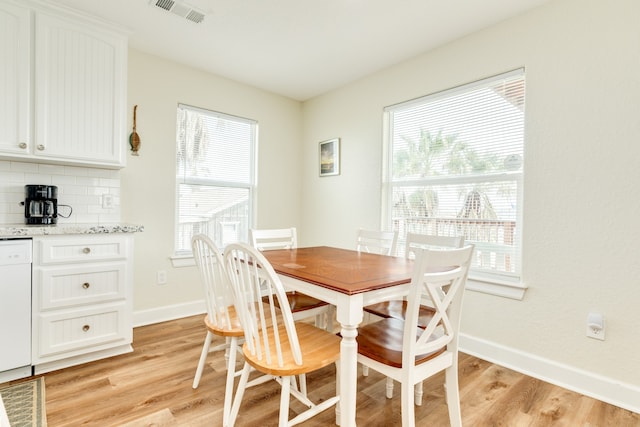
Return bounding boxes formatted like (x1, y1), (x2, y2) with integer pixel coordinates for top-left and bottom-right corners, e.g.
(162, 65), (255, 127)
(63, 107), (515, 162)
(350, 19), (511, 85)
(48, 0), (551, 101)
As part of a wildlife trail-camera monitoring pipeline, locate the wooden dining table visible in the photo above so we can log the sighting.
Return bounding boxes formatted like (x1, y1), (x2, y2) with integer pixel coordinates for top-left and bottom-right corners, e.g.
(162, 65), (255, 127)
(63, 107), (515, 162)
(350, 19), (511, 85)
(261, 246), (415, 427)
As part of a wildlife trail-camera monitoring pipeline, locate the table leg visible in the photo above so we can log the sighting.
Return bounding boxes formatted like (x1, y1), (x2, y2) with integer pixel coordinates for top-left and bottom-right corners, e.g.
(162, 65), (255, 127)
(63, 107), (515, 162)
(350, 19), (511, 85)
(335, 294), (363, 427)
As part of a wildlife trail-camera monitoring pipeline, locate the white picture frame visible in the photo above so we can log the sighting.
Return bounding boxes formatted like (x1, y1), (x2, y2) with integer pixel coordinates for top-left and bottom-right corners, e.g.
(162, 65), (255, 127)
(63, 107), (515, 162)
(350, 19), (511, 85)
(319, 138), (340, 177)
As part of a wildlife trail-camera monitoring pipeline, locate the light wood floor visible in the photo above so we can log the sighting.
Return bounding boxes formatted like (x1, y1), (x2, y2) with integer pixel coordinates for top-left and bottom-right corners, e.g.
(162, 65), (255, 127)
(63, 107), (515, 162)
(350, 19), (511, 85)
(34, 315), (638, 426)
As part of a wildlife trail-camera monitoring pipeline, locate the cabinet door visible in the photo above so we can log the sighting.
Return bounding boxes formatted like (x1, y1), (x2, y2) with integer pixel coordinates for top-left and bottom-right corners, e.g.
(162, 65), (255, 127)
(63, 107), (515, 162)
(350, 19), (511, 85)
(34, 301), (130, 360)
(35, 235), (130, 265)
(34, 12), (127, 167)
(36, 261), (127, 311)
(0, 2), (30, 155)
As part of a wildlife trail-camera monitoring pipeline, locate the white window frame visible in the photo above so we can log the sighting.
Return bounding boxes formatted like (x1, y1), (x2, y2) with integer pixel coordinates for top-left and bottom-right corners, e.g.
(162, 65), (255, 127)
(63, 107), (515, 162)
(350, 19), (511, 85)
(382, 69), (527, 299)
(172, 104), (257, 266)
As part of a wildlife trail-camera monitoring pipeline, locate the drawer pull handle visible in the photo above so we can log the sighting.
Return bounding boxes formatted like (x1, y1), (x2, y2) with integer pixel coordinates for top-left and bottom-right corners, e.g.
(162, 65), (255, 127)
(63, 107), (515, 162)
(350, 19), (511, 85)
(82, 325), (91, 332)
(37, 144), (45, 151)
(82, 282), (90, 289)
(19, 142), (27, 149)
(82, 247), (91, 254)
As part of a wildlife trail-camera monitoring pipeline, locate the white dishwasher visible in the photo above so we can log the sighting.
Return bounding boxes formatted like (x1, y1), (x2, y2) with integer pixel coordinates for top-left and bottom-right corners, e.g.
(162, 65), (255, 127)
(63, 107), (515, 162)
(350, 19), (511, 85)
(0, 239), (33, 383)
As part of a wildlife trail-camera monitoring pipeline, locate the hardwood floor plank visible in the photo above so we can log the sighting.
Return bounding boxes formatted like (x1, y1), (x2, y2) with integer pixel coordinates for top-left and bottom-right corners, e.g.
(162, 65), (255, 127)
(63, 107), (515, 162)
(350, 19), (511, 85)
(34, 315), (639, 426)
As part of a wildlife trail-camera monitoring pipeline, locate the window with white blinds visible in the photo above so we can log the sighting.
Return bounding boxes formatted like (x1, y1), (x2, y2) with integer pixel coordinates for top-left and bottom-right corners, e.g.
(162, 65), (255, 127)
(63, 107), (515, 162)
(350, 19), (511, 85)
(384, 69), (525, 282)
(175, 104), (256, 254)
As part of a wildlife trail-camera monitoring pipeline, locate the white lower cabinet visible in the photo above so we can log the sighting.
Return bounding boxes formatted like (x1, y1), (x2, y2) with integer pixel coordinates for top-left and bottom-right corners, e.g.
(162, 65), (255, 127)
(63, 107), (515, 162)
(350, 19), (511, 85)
(32, 234), (133, 373)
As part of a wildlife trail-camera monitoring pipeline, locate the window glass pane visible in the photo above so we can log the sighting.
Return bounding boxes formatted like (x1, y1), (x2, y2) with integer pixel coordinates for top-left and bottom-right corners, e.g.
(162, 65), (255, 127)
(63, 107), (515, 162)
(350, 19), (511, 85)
(176, 184), (250, 252)
(177, 107), (252, 184)
(385, 70), (524, 281)
(391, 76), (524, 180)
(176, 104), (256, 254)
(392, 180), (519, 278)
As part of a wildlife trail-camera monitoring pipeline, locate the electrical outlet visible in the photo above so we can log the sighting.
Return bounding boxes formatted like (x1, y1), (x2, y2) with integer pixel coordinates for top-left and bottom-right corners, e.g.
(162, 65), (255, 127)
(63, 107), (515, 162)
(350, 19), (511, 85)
(157, 270), (167, 285)
(102, 194), (114, 209)
(586, 312), (605, 340)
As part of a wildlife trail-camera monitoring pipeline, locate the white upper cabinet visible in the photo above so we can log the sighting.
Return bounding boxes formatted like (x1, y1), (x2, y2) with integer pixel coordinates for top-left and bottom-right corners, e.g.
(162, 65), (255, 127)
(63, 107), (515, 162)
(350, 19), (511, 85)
(34, 12), (127, 167)
(0, 0), (128, 169)
(0, 2), (30, 155)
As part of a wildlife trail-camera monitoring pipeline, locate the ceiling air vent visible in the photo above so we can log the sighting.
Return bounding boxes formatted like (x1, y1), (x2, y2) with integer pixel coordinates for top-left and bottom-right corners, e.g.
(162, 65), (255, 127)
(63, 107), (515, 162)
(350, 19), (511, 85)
(149, 0), (206, 24)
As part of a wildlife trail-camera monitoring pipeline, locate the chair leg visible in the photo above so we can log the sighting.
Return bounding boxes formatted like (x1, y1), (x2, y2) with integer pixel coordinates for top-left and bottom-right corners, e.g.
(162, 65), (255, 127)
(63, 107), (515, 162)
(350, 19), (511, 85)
(401, 379), (416, 427)
(298, 373), (307, 397)
(415, 381), (423, 406)
(386, 376), (394, 399)
(335, 360), (341, 426)
(192, 331), (213, 389)
(279, 375), (292, 427)
(228, 362), (252, 426)
(223, 336), (231, 365)
(362, 365), (369, 376)
(326, 305), (335, 332)
(222, 337), (238, 427)
(445, 366), (462, 427)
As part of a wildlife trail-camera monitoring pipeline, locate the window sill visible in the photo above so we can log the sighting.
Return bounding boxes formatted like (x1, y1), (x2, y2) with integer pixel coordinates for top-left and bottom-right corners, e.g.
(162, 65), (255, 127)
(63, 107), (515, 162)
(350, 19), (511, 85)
(170, 254), (195, 268)
(466, 275), (527, 300)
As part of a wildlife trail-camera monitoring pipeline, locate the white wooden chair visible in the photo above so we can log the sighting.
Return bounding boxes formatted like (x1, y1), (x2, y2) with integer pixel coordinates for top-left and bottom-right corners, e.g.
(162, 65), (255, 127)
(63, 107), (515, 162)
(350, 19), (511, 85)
(250, 227), (332, 330)
(190, 234), (245, 426)
(192, 235), (277, 425)
(364, 233), (465, 326)
(356, 245), (474, 427)
(224, 242), (341, 427)
(362, 233), (464, 400)
(355, 228), (398, 256)
(404, 233), (465, 259)
(249, 227), (298, 251)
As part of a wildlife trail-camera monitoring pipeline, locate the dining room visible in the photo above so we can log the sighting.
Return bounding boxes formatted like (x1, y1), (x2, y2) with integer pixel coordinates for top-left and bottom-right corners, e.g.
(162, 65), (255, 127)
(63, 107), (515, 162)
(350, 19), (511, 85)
(120, 0), (640, 421)
(2, 0), (639, 425)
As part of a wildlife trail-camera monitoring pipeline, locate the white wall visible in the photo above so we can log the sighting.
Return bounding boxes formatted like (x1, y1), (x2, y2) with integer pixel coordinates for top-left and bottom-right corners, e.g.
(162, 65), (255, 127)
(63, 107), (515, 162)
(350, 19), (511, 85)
(301, 0), (640, 408)
(121, 49), (303, 318)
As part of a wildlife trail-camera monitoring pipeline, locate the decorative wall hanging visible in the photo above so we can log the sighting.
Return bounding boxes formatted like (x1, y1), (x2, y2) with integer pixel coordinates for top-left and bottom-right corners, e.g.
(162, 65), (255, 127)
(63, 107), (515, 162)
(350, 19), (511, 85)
(319, 138), (340, 176)
(129, 105), (141, 155)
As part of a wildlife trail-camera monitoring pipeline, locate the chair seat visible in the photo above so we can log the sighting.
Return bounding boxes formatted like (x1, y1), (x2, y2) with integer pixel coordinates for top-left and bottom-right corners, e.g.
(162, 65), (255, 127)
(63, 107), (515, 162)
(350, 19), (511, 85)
(263, 291), (329, 313)
(204, 307), (244, 337)
(243, 322), (341, 376)
(356, 317), (446, 368)
(364, 300), (436, 329)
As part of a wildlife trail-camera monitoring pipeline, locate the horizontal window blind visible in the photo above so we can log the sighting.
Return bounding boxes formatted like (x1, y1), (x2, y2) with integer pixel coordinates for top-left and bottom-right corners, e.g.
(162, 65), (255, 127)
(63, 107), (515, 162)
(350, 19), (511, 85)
(385, 70), (525, 281)
(176, 104), (256, 254)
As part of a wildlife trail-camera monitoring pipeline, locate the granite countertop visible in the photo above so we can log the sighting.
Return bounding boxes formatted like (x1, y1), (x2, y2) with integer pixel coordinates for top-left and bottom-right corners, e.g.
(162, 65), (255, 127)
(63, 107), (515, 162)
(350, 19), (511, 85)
(0, 223), (144, 238)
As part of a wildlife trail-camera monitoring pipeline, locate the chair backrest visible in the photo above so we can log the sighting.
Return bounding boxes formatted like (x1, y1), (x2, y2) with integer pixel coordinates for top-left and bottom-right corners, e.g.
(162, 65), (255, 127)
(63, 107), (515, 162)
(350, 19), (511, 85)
(356, 228), (398, 256)
(250, 227), (298, 251)
(191, 234), (236, 331)
(403, 245), (474, 368)
(224, 242), (302, 367)
(404, 233), (464, 260)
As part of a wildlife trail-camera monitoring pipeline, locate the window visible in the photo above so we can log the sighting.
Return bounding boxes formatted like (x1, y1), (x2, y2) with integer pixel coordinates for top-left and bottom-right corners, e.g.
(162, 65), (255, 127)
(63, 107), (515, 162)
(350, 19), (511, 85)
(383, 69), (525, 285)
(175, 104), (256, 255)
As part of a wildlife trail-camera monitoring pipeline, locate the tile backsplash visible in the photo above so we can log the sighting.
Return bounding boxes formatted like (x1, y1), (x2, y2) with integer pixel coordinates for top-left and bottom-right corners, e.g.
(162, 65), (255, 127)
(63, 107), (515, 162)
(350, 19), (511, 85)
(0, 160), (121, 224)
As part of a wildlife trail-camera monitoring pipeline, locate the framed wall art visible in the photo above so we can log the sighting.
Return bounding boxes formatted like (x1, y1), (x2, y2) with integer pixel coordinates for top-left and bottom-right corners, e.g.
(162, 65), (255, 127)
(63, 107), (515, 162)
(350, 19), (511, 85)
(319, 138), (340, 177)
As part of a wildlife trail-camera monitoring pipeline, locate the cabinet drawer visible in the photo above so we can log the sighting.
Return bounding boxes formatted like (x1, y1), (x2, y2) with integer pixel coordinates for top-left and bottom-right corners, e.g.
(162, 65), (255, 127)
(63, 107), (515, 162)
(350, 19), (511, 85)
(35, 302), (130, 359)
(36, 236), (130, 264)
(36, 262), (126, 310)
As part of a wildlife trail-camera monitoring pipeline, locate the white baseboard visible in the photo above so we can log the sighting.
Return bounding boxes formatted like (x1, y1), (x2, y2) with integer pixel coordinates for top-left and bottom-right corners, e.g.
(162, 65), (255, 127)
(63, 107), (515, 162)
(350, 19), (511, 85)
(133, 300), (205, 327)
(459, 333), (640, 414)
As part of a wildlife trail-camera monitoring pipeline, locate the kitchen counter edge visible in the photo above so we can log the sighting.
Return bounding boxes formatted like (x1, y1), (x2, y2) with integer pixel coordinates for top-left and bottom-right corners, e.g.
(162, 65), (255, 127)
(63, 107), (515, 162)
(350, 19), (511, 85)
(0, 223), (144, 238)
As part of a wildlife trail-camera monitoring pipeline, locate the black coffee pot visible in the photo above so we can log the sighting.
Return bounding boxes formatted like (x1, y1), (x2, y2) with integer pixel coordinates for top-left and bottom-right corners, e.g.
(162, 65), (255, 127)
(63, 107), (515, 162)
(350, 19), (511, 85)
(23, 185), (58, 224)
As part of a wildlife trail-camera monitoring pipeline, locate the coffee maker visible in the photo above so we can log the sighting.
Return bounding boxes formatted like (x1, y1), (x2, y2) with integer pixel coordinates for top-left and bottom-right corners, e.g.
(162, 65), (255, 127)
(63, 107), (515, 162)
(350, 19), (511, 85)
(24, 185), (58, 225)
